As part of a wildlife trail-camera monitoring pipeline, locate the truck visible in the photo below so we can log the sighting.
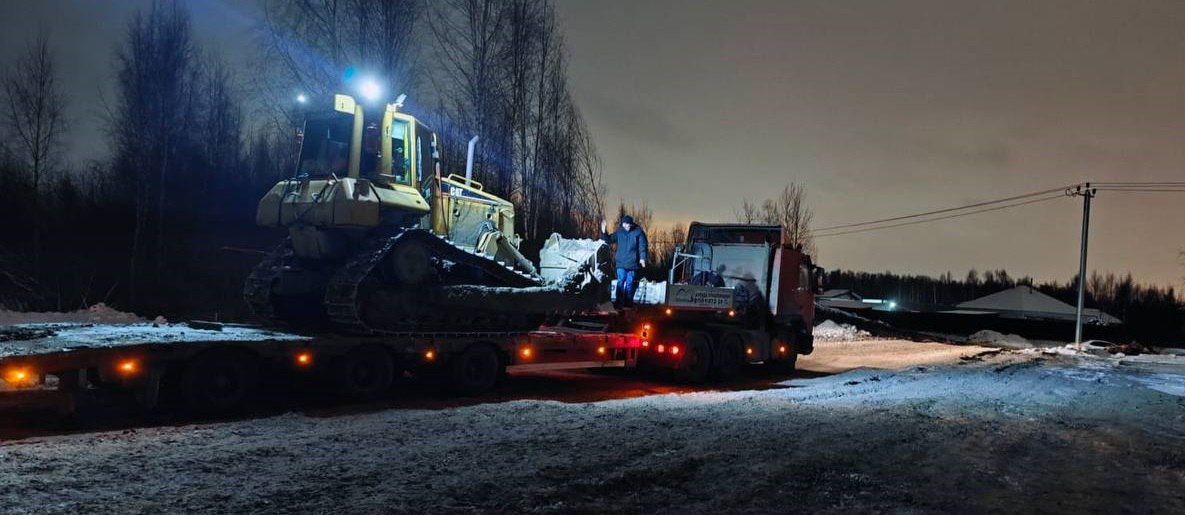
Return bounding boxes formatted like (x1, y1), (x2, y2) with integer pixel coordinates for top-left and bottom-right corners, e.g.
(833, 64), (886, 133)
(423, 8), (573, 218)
(0, 222), (818, 414)
(624, 222), (819, 382)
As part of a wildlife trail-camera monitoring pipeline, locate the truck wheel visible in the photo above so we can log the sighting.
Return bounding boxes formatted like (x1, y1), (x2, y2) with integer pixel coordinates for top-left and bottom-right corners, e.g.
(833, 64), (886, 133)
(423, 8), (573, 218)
(767, 329), (798, 373)
(337, 345), (395, 400)
(713, 333), (745, 381)
(181, 349), (258, 413)
(447, 345), (501, 396)
(679, 331), (713, 383)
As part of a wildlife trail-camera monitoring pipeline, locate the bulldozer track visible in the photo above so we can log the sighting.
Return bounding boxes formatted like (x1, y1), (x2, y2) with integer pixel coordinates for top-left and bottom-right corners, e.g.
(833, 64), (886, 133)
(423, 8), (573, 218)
(245, 228), (604, 336)
(323, 227), (544, 335)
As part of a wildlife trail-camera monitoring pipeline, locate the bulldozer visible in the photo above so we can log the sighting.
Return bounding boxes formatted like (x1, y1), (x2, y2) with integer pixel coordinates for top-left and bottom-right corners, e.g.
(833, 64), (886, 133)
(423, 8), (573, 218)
(245, 93), (608, 333)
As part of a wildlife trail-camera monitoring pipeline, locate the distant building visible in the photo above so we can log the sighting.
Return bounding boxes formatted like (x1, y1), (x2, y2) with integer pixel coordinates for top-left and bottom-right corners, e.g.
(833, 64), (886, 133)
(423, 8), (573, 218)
(947, 285), (1120, 325)
(817, 289), (906, 311)
(819, 289), (862, 301)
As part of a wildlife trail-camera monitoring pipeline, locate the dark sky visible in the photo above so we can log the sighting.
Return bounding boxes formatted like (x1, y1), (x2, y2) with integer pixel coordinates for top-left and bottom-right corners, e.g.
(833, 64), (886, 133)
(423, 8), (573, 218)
(2, 0), (1183, 287)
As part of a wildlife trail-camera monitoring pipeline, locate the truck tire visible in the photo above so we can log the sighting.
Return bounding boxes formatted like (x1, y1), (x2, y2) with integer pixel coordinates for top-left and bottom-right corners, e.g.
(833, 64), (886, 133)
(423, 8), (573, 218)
(679, 331), (713, 383)
(447, 344), (501, 396)
(337, 345), (395, 400)
(766, 328), (798, 373)
(713, 332), (745, 381)
(181, 348), (258, 413)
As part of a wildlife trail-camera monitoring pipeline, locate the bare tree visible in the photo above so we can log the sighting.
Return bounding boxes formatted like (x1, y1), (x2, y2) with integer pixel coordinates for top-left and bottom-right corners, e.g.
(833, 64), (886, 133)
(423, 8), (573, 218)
(760, 183), (814, 253)
(734, 182), (814, 253)
(108, 0), (197, 301)
(734, 199), (759, 224)
(2, 29), (67, 270)
(254, 0), (422, 119)
(194, 54), (245, 215)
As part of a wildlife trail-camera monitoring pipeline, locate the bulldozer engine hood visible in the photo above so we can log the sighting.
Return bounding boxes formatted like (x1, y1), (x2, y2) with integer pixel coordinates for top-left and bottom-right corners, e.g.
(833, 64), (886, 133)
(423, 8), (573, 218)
(256, 177), (430, 229)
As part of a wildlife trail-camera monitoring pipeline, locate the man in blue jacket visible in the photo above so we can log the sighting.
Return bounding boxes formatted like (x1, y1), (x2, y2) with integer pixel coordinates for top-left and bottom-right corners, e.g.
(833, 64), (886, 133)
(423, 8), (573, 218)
(600, 215), (649, 308)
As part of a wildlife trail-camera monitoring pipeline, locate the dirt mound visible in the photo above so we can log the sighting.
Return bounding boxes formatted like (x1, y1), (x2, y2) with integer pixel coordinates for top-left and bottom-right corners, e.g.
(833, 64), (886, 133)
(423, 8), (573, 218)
(0, 303), (144, 326)
(966, 329), (1032, 348)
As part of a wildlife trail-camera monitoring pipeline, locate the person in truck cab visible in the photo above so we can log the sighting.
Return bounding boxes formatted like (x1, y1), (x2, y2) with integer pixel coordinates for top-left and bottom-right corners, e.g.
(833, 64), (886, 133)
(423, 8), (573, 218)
(600, 214), (649, 309)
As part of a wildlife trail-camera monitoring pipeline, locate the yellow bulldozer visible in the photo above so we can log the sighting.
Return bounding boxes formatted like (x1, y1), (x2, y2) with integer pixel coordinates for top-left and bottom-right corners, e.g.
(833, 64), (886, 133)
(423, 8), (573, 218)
(245, 93), (607, 333)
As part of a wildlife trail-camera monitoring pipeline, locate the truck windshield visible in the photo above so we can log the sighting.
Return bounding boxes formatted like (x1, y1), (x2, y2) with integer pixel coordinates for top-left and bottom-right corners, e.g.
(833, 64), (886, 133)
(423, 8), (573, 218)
(296, 114), (354, 177)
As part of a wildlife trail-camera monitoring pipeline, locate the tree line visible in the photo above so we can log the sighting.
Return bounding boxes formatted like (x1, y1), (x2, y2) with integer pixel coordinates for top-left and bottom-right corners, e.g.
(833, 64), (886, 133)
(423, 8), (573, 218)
(0, 0), (603, 316)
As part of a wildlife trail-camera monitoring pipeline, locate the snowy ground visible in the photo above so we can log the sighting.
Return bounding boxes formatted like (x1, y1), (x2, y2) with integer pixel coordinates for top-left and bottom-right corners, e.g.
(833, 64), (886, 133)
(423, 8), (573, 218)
(1, 340), (1183, 514)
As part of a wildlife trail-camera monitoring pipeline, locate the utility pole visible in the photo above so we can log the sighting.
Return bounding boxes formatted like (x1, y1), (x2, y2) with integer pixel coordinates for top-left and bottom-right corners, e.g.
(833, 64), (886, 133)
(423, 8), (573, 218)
(1069, 183), (1096, 346)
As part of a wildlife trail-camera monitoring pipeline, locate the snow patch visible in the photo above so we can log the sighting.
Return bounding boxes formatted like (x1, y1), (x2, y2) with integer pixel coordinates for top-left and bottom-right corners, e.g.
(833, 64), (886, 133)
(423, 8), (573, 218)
(0, 322), (310, 359)
(814, 320), (871, 341)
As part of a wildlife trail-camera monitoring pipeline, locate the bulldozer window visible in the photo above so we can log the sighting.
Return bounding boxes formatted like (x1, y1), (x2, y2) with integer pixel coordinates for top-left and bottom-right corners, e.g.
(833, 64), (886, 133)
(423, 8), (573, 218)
(297, 114), (353, 177)
(417, 123), (435, 183)
(390, 119), (412, 185)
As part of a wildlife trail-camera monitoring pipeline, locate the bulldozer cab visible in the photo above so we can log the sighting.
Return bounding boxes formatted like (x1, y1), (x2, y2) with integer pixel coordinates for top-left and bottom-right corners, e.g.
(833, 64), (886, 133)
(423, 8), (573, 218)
(296, 112), (355, 178)
(293, 94), (436, 191)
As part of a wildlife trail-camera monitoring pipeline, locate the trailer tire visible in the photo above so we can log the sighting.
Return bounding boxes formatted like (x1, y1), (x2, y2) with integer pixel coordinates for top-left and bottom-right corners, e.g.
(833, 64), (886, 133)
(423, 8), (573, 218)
(337, 345), (395, 400)
(679, 331), (713, 383)
(181, 348), (258, 413)
(713, 332), (745, 381)
(447, 344), (501, 396)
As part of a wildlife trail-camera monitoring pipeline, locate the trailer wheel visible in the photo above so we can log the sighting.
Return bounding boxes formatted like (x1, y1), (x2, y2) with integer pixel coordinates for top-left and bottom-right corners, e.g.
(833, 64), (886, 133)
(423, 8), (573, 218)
(679, 331), (713, 383)
(713, 332), (745, 381)
(447, 344), (501, 396)
(181, 349), (258, 413)
(337, 345), (395, 400)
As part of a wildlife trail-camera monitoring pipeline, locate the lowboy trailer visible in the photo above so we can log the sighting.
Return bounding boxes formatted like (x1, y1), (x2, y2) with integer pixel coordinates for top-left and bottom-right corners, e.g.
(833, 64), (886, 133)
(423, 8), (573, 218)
(0, 319), (643, 413)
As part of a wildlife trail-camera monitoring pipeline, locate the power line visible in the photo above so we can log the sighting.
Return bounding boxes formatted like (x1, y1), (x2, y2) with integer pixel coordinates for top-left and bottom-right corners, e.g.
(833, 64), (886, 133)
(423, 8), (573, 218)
(807, 180), (1184, 239)
(810, 184), (1077, 234)
(1090, 188), (1185, 193)
(1091, 181), (1185, 186)
(813, 194), (1066, 238)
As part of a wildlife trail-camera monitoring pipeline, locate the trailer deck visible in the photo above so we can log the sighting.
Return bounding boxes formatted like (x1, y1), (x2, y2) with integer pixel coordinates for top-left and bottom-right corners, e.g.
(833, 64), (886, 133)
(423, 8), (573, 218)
(0, 319), (643, 411)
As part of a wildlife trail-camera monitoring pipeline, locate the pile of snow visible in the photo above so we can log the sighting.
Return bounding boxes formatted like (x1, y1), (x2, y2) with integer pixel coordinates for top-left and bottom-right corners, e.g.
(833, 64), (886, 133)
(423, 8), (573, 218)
(0, 303), (144, 326)
(814, 320), (871, 341)
(966, 329), (1031, 348)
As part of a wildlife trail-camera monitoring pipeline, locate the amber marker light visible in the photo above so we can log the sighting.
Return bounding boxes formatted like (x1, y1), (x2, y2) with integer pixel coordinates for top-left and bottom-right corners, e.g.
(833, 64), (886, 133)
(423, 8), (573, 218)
(118, 360), (139, 375)
(424, 349), (436, 361)
(4, 368), (34, 387)
(520, 347), (533, 359)
(597, 346), (606, 355)
(295, 352), (314, 367)
(746, 347), (754, 356)
(664, 308), (673, 316)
